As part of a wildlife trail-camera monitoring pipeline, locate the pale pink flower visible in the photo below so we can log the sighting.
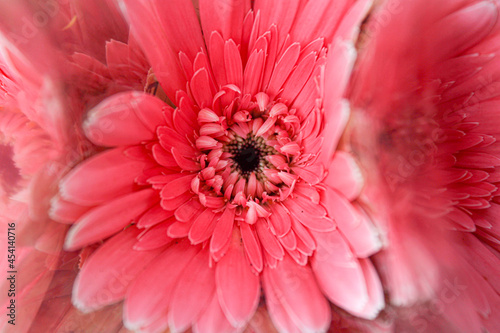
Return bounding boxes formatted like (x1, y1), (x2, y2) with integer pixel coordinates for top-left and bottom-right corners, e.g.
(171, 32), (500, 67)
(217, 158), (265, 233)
(0, 0), (141, 331)
(350, 0), (500, 331)
(49, 0), (385, 332)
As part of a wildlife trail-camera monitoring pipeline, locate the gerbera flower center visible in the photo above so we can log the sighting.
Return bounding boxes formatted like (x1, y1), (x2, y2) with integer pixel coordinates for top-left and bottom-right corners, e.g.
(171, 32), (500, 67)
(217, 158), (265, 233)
(226, 134), (273, 176)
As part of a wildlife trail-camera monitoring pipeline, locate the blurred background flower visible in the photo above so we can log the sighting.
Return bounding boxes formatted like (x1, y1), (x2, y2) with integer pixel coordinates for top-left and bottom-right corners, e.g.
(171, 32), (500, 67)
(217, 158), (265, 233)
(350, 0), (500, 331)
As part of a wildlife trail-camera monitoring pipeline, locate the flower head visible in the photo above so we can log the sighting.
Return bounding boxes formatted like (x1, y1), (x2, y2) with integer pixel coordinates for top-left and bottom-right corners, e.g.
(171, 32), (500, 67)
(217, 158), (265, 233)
(51, 0), (384, 332)
(350, 0), (500, 330)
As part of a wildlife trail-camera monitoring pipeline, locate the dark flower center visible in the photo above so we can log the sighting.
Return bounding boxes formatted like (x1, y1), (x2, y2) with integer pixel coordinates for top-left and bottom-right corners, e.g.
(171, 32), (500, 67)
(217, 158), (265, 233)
(234, 144), (261, 173)
(226, 134), (275, 177)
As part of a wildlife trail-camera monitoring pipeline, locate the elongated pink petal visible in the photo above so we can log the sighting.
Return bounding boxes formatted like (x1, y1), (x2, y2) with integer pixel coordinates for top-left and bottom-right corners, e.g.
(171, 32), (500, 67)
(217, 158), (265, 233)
(65, 189), (158, 251)
(49, 195), (92, 224)
(121, 1), (186, 101)
(255, 219), (284, 260)
(169, 248), (216, 333)
(311, 229), (369, 315)
(324, 151), (364, 201)
(84, 91), (165, 146)
(322, 187), (382, 257)
(240, 222), (264, 273)
(264, 255), (331, 333)
(268, 203), (292, 237)
(134, 222), (174, 251)
(60, 147), (147, 206)
(348, 259), (385, 319)
(210, 207), (236, 254)
(189, 208), (219, 244)
(216, 227), (260, 327)
(137, 203), (174, 228)
(72, 227), (163, 312)
(200, 0), (250, 48)
(194, 292), (237, 333)
(262, 271), (302, 333)
(124, 240), (200, 330)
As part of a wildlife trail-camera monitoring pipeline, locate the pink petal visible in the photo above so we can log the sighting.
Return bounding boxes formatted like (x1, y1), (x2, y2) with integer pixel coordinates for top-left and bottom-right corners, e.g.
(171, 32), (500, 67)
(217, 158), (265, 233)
(65, 189), (158, 251)
(324, 151), (364, 201)
(310, 229), (369, 315)
(282, 196), (336, 232)
(60, 147), (148, 206)
(255, 218), (285, 260)
(262, 271), (302, 333)
(224, 39), (243, 87)
(194, 292), (237, 333)
(120, 1), (188, 101)
(49, 196), (92, 224)
(240, 222), (264, 273)
(322, 187), (382, 257)
(175, 198), (204, 222)
(268, 203), (292, 237)
(169, 248), (216, 332)
(124, 240), (200, 330)
(189, 208), (219, 244)
(191, 68), (214, 108)
(72, 227), (163, 312)
(160, 174), (196, 200)
(134, 222), (174, 251)
(210, 207), (236, 254)
(137, 203), (174, 228)
(267, 42), (301, 97)
(431, 1), (498, 61)
(320, 41), (355, 162)
(349, 259), (385, 319)
(264, 255), (331, 333)
(84, 91), (165, 146)
(200, 0), (250, 47)
(216, 227), (260, 327)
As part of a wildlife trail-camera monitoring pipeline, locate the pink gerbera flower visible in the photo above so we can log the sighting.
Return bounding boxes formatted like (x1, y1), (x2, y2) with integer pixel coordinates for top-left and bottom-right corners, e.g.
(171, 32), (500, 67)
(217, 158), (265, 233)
(350, 0), (500, 331)
(50, 0), (384, 332)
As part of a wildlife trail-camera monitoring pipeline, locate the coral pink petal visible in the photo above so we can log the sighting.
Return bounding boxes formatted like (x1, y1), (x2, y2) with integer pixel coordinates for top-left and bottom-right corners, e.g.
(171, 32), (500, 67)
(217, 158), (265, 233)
(124, 240), (200, 330)
(310, 229), (369, 316)
(160, 174), (196, 200)
(262, 271), (302, 333)
(282, 197), (336, 232)
(134, 222), (174, 251)
(189, 208), (218, 244)
(432, 1), (498, 61)
(268, 204), (292, 237)
(324, 151), (364, 201)
(216, 227), (260, 327)
(240, 222), (264, 272)
(64, 189), (158, 251)
(121, 0), (187, 101)
(49, 196), (92, 224)
(320, 43), (355, 163)
(169, 248), (216, 333)
(255, 219), (285, 260)
(149, 0), (206, 61)
(264, 255), (331, 333)
(60, 147), (147, 206)
(210, 207), (236, 254)
(137, 203), (174, 228)
(72, 227), (163, 312)
(322, 187), (381, 257)
(84, 91), (165, 146)
(194, 294), (237, 333)
(348, 259), (385, 319)
(199, 0), (249, 47)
